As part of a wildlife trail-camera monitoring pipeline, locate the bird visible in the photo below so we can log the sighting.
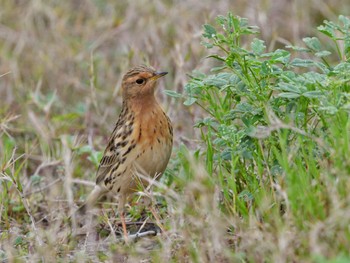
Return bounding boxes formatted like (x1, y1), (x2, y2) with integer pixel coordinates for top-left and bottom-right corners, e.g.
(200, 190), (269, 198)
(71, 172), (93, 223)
(76, 65), (173, 240)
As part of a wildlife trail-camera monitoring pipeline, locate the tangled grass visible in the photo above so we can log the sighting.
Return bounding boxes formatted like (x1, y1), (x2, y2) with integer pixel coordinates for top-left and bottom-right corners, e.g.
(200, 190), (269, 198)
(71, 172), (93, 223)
(1, 1), (350, 262)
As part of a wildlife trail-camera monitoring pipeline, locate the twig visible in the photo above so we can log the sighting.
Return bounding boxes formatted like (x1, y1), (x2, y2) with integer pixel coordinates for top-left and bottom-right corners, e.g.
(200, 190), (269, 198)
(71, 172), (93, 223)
(61, 136), (77, 230)
(23, 178), (61, 197)
(0, 71), (12, 78)
(103, 210), (118, 241)
(1, 147), (44, 247)
(71, 178), (95, 187)
(125, 230), (158, 242)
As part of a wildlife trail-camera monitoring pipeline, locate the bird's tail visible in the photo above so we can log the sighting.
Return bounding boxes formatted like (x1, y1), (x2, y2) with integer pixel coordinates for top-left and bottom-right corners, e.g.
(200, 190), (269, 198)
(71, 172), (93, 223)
(74, 185), (104, 215)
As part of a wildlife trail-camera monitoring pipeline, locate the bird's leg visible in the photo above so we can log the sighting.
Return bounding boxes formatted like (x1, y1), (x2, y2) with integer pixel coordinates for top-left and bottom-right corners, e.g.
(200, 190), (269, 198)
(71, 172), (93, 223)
(118, 195), (128, 243)
(120, 211), (128, 242)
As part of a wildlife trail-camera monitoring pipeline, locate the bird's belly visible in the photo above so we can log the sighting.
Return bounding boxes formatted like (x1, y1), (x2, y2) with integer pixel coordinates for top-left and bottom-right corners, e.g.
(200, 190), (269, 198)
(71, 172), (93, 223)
(133, 139), (172, 180)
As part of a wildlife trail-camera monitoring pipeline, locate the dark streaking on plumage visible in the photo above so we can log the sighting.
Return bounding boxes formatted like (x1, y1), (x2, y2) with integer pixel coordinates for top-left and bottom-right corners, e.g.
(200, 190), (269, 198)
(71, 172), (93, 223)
(75, 66), (173, 239)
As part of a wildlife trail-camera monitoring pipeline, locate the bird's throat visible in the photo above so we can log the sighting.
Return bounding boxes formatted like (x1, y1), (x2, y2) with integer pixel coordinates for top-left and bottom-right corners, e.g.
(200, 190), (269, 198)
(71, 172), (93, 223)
(125, 94), (160, 115)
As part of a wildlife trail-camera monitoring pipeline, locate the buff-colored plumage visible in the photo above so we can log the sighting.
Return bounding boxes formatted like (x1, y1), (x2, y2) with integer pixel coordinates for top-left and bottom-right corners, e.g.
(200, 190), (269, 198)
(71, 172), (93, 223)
(77, 65), (173, 238)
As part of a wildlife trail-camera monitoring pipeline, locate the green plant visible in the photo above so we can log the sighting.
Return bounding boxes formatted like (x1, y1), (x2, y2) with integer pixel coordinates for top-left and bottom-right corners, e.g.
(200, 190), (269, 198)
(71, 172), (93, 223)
(168, 13), (350, 260)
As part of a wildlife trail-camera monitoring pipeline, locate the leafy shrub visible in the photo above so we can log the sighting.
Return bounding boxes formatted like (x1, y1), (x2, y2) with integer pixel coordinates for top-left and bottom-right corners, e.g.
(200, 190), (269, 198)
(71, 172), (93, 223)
(170, 14), (350, 225)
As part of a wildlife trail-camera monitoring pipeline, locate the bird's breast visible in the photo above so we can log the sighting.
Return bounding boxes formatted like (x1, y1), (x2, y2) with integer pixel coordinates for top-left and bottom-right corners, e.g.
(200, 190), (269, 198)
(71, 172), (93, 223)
(132, 106), (173, 179)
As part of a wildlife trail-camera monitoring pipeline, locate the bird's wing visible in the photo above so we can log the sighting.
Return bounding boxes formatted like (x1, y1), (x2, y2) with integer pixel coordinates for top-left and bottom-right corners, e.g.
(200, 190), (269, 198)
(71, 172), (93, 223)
(95, 145), (120, 185)
(95, 117), (135, 186)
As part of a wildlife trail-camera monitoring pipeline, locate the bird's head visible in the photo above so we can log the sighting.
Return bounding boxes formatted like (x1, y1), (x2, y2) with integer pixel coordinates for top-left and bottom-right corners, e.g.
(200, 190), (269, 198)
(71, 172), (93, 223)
(121, 65), (168, 100)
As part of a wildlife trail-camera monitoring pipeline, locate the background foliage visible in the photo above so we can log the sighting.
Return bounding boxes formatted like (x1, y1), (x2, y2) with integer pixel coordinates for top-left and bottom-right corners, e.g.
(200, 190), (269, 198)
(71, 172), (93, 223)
(1, 1), (350, 262)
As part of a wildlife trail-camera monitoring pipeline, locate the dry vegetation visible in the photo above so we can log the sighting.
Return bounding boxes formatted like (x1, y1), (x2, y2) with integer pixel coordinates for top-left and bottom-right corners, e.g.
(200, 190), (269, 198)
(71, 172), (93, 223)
(1, 0), (350, 262)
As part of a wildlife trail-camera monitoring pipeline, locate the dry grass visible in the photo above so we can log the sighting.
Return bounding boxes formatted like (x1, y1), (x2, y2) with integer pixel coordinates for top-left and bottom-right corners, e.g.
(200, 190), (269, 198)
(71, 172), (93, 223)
(1, 0), (350, 262)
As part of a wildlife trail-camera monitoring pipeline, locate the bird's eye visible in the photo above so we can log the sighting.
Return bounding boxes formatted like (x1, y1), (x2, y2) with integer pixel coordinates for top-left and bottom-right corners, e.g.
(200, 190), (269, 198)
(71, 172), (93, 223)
(136, 78), (145, 85)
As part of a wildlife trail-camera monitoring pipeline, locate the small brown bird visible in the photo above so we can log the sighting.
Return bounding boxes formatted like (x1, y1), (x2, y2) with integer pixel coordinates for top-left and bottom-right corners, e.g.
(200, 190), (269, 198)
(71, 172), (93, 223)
(77, 65), (173, 238)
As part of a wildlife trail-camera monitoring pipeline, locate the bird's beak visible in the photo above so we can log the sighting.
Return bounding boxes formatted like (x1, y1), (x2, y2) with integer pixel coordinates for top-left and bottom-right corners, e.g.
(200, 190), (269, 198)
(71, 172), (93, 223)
(151, 71), (168, 81)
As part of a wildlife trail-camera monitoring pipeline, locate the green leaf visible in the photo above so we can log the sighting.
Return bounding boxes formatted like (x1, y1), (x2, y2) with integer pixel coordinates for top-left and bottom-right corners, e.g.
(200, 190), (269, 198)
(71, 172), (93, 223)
(276, 82), (301, 93)
(234, 102), (254, 113)
(286, 45), (310, 52)
(203, 76), (228, 87)
(184, 97), (197, 106)
(216, 15), (227, 27)
(201, 41), (214, 49)
(163, 90), (182, 98)
(52, 112), (80, 122)
(345, 41), (350, 59)
(302, 72), (327, 84)
(203, 24), (217, 39)
(30, 174), (42, 185)
(194, 117), (216, 128)
(14, 236), (24, 246)
(278, 92), (301, 98)
(333, 62), (350, 73)
(303, 37), (322, 51)
(318, 106), (338, 114)
(220, 150), (232, 160)
(317, 24), (335, 39)
(302, 91), (323, 98)
(339, 15), (350, 29)
(12, 205), (24, 213)
(77, 145), (93, 154)
(88, 151), (103, 167)
(290, 58), (317, 68)
(271, 49), (291, 64)
(210, 66), (228, 72)
(238, 190), (254, 201)
(251, 38), (266, 55)
(315, 50), (332, 57)
(261, 61), (273, 75)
